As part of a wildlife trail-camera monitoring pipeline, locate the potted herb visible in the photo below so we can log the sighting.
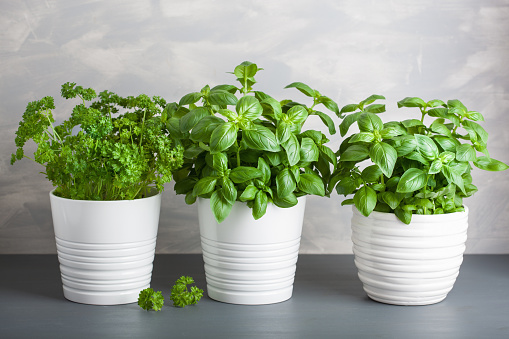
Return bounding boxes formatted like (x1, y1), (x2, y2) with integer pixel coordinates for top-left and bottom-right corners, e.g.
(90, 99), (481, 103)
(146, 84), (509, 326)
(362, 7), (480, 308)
(11, 83), (184, 305)
(331, 95), (508, 305)
(169, 61), (339, 304)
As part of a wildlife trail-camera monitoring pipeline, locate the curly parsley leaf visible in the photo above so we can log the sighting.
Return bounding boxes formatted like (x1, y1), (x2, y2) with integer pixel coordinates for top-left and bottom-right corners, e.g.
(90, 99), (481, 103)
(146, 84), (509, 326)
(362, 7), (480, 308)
(138, 288), (165, 311)
(170, 276), (204, 308)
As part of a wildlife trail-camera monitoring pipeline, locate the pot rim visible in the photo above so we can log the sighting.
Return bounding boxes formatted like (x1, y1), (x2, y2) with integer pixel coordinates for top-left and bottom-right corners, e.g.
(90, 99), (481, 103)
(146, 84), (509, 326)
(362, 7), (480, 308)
(352, 205), (469, 223)
(49, 188), (162, 203)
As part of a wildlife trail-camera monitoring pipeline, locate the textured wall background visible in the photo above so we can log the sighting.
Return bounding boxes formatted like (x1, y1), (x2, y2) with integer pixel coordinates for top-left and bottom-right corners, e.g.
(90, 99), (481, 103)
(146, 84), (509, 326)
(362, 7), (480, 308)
(1, 0), (508, 254)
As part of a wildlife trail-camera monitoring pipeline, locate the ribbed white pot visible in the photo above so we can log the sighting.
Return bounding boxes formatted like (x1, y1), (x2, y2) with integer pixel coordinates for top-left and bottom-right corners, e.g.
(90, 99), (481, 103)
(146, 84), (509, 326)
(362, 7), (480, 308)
(197, 196), (306, 305)
(351, 206), (469, 305)
(49, 191), (161, 305)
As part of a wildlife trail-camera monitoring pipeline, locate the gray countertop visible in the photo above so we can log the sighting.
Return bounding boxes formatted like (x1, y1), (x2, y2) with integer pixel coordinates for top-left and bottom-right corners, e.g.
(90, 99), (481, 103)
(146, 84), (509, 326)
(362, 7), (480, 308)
(0, 254), (508, 338)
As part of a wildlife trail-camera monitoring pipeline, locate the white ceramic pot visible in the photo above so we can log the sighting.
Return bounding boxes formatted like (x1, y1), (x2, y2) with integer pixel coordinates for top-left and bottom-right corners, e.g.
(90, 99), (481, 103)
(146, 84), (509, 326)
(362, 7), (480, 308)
(197, 196), (306, 305)
(351, 206), (469, 305)
(49, 190), (161, 305)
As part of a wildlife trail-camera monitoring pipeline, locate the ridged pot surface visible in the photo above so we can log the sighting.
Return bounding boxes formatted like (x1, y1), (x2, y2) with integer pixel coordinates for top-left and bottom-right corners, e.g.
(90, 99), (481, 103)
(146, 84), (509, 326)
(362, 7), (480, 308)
(351, 206), (468, 306)
(49, 191), (161, 305)
(197, 196), (306, 305)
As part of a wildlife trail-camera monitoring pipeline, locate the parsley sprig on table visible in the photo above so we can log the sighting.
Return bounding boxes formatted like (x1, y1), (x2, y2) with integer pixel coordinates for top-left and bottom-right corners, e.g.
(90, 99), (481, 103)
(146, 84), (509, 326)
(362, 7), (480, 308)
(170, 276), (204, 308)
(138, 288), (165, 311)
(11, 83), (184, 200)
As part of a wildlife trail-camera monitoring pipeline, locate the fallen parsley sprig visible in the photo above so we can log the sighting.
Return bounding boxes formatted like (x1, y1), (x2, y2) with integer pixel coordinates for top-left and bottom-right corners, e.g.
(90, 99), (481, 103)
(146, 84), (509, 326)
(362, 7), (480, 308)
(170, 276), (204, 308)
(138, 288), (165, 311)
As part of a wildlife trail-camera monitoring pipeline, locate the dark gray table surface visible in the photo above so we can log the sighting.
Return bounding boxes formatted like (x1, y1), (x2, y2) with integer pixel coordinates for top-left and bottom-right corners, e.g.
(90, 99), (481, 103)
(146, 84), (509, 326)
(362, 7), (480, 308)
(0, 254), (508, 339)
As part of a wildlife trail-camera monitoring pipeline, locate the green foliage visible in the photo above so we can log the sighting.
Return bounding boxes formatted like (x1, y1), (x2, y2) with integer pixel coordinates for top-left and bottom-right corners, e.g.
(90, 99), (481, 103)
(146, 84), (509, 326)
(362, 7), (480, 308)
(171, 62), (338, 222)
(332, 96), (508, 224)
(170, 276), (204, 308)
(11, 83), (184, 200)
(138, 288), (165, 311)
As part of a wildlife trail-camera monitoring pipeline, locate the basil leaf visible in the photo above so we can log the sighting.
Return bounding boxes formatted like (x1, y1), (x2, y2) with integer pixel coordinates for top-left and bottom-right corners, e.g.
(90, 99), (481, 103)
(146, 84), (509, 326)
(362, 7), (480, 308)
(415, 134), (439, 160)
(382, 191), (400, 209)
(361, 165), (383, 183)
(360, 94), (385, 107)
(364, 103), (386, 114)
(285, 82), (315, 97)
(242, 125), (280, 152)
(209, 90), (238, 106)
(312, 110), (336, 135)
(369, 142), (397, 178)
(209, 122), (238, 154)
(428, 159), (443, 174)
(430, 121), (452, 137)
(442, 164), (466, 194)
(174, 177), (198, 195)
(465, 111), (484, 121)
(297, 172), (325, 196)
(190, 115), (224, 142)
(261, 97), (283, 120)
(456, 144), (477, 162)
(183, 145), (204, 159)
(273, 193), (298, 208)
(276, 168), (296, 198)
(229, 166), (263, 183)
(397, 97), (426, 108)
(434, 136), (460, 153)
(239, 184), (259, 201)
(335, 177), (357, 196)
(316, 96), (340, 116)
(339, 112), (361, 136)
(210, 190), (234, 223)
(179, 92), (202, 106)
(395, 207), (412, 224)
(218, 109), (238, 121)
(299, 137), (320, 162)
(358, 112), (383, 132)
(474, 156), (509, 171)
(349, 132), (375, 143)
(276, 122), (292, 143)
(192, 176), (217, 197)
(253, 191), (268, 220)
(353, 186), (377, 217)
(396, 168), (427, 193)
(180, 107), (209, 132)
(282, 134), (300, 166)
(463, 120), (488, 145)
(427, 107), (449, 118)
(257, 158), (270, 184)
(212, 152), (228, 174)
(340, 145), (369, 162)
(287, 105), (308, 125)
(236, 95), (263, 120)
(221, 177), (237, 204)
(319, 145), (337, 168)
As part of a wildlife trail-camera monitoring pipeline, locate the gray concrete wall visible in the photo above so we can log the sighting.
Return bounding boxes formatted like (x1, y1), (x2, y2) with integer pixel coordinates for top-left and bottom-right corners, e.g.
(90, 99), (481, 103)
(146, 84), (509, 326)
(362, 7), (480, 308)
(1, 0), (508, 254)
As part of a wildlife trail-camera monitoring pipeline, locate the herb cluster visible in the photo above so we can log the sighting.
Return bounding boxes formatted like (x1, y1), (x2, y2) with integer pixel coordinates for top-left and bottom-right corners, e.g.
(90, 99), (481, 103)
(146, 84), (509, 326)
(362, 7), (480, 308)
(169, 276), (204, 308)
(138, 276), (204, 311)
(170, 61), (339, 222)
(138, 288), (165, 311)
(11, 83), (184, 200)
(332, 95), (508, 223)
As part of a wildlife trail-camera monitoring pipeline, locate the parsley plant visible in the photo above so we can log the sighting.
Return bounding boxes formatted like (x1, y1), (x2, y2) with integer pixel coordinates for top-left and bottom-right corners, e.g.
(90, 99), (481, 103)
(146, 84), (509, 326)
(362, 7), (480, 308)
(11, 83), (184, 200)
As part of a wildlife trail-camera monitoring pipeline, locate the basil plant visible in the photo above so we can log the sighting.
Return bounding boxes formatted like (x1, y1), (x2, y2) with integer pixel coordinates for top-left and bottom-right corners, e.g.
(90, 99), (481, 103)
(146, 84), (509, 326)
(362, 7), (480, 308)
(169, 61), (339, 222)
(331, 95), (508, 224)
